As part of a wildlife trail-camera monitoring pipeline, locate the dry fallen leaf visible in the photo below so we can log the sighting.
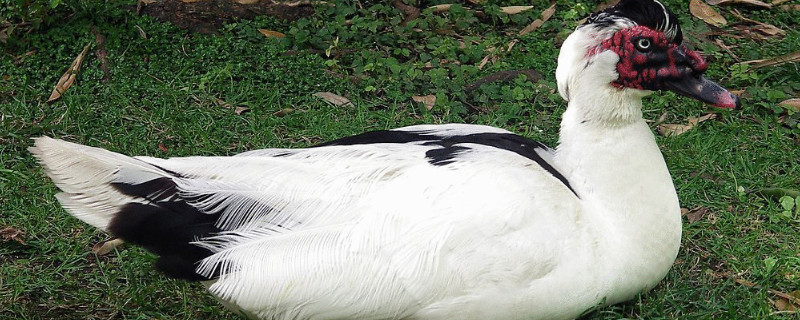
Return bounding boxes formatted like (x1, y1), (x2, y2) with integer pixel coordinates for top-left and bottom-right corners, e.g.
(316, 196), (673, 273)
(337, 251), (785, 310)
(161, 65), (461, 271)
(313, 92), (353, 107)
(707, 0), (772, 8)
(235, 0), (260, 4)
(739, 51), (800, 69)
(212, 97), (250, 115)
(656, 112), (669, 125)
(92, 238), (124, 255)
(258, 29), (285, 38)
(690, 0), (728, 27)
(779, 4), (800, 11)
(273, 108), (294, 117)
(736, 278), (800, 309)
(412, 95), (436, 110)
(477, 54), (492, 70)
(393, 0), (421, 26)
(428, 4), (452, 13)
(779, 98), (800, 112)
(657, 113), (717, 137)
(774, 291), (800, 311)
(519, 2), (557, 36)
(775, 297), (798, 311)
(500, 6), (533, 14)
(235, 106), (251, 115)
(657, 124), (694, 136)
(685, 207), (710, 223)
(729, 9), (784, 40)
(158, 143), (168, 152)
(740, 25), (784, 40)
(135, 25), (147, 39)
(48, 42), (92, 103)
(0, 227), (26, 245)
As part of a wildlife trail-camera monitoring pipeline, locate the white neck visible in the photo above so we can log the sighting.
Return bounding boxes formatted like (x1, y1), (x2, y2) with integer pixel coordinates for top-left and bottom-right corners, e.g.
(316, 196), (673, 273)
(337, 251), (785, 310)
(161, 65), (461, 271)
(553, 87), (682, 303)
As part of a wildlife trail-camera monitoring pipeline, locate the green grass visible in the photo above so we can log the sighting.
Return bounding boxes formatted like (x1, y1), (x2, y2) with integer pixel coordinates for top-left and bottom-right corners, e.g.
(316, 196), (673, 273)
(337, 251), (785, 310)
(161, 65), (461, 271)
(2, 0), (799, 319)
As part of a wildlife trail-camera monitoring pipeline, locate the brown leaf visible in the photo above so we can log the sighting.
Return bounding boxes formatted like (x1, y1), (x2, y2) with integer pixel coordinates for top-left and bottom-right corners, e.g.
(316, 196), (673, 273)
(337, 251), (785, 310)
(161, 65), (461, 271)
(774, 291), (800, 311)
(656, 112), (669, 125)
(739, 51), (800, 69)
(779, 98), (800, 112)
(714, 39), (740, 60)
(12, 50), (36, 65)
(775, 297), (798, 311)
(729, 9), (784, 39)
(412, 95), (436, 110)
(504, 40), (517, 53)
(657, 113), (716, 137)
(500, 6), (533, 14)
(422, 59), (461, 71)
(0, 227), (26, 245)
(313, 92), (353, 107)
(92, 238), (124, 255)
(428, 4), (452, 13)
(158, 143), (168, 152)
(656, 124), (690, 136)
(393, 0), (420, 26)
(235, 106), (250, 115)
(519, 2), (557, 36)
(685, 207), (710, 223)
(690, 0), (728, 27)
(135, 25), (148, 39)
(688, 113), (717, 125)
(477, 54), (492, 70)
(211, 97), (249, 115)
(779, 4), (800, 10)
(48, 42), (92, 103)
(272, 108), (294, 117)
(707, 0), (772, 8)
(235, 0), (260, 4)
(258, 29), (285, 38)
(736, 278), (800, 307)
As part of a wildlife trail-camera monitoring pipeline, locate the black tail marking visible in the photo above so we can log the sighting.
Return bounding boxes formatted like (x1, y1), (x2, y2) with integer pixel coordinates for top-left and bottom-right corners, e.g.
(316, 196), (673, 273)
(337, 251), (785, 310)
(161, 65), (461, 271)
(109, 178), (223, 281)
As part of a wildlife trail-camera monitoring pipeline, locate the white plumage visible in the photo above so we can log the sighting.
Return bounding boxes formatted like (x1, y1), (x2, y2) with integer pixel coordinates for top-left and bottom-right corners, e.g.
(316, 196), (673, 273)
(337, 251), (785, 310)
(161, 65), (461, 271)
(30, 0), (740, 319)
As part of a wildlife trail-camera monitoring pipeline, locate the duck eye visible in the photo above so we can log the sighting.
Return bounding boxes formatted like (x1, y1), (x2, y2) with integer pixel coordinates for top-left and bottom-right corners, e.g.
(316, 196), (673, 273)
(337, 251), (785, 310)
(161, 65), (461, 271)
(635, 38), (652, 52)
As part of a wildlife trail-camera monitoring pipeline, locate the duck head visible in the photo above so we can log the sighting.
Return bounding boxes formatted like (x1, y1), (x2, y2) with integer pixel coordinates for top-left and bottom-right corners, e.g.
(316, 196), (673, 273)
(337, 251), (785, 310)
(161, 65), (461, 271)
(556, 0), (740, 111)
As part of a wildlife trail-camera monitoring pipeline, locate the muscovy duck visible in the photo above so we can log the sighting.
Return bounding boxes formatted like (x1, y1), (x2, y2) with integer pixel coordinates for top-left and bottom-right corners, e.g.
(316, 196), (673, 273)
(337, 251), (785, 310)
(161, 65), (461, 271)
(30, 0), (739, 319)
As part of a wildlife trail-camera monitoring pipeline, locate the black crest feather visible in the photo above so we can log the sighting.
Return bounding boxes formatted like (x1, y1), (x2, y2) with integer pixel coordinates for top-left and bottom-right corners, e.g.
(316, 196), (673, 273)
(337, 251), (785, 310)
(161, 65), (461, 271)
(586, 0), (683, 44)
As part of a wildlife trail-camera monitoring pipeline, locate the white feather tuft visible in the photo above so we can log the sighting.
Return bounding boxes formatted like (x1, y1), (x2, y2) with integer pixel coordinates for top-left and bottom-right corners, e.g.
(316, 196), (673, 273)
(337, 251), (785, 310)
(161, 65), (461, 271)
(29, 137), (168, 230)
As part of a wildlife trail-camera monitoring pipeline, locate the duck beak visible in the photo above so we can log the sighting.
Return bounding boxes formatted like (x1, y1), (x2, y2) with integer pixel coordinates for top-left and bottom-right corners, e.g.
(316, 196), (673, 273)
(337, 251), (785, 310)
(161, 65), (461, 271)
(663, 75), (740, 109)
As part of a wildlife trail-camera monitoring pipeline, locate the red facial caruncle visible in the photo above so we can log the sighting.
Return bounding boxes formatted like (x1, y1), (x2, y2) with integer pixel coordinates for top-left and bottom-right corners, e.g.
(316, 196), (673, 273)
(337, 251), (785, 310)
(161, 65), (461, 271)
(588, 25), (707, 91)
